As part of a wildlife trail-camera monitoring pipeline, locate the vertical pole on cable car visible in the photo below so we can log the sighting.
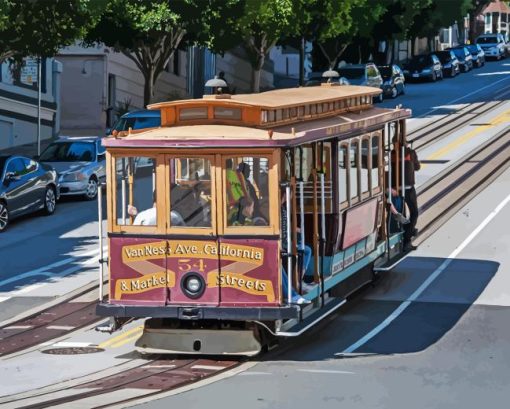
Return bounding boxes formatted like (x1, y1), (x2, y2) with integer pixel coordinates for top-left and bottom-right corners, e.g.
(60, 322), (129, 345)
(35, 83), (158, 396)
(400, 120), (406, 217)
(121, 158), (126, 224)
(97, 181), (104, 301)
(311, 145), (320, 297)
(285, 184), (292, 305)
(298, 147), (305, 293)
(386, 124), (392, 263)
(289, 150), (299, 295)
(319, 142), (326, 307)
(128, 158), (134, 224)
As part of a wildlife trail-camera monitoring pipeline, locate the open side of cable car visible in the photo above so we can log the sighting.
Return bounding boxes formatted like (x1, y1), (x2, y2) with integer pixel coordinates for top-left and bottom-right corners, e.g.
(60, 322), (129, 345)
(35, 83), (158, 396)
(96, 84), (412, 355)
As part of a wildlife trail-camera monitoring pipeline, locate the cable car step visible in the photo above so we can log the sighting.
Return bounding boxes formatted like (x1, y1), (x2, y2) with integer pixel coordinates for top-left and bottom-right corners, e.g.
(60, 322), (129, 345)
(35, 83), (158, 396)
(275, 297), (346, 337)
(373, 251), (411, 272)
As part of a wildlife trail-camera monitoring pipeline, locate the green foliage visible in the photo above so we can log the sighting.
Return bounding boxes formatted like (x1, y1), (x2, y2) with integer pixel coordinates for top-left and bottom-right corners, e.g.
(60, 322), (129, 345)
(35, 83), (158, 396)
(0, 0), (104, 63)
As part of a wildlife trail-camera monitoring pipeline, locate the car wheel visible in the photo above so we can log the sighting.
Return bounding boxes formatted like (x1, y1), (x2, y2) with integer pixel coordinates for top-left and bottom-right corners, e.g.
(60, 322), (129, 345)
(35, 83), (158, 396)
(431, 71), (437, 82)
(400, 84), (405, 95)
(0, 201), (8, 232)
(390, 86), (398, 98)
(84, 176), (98, 201)
(378, 92), (383, 103)
(43, 186), (57, 215)
(451, 68), (455, 77)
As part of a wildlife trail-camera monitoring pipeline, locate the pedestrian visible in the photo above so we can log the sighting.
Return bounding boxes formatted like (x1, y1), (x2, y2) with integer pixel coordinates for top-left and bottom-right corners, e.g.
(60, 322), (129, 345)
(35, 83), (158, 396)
(391, 137), (420, 252)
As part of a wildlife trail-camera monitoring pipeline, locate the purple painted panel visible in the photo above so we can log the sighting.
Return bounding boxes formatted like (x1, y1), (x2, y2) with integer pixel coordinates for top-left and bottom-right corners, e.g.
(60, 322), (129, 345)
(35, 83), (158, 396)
(109, 237), (168, 306)
(218, 238), (281, 307)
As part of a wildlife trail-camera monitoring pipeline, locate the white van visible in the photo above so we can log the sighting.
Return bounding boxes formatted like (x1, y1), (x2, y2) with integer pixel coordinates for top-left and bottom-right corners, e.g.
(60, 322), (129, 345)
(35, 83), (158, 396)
(475, 33), (507, 60)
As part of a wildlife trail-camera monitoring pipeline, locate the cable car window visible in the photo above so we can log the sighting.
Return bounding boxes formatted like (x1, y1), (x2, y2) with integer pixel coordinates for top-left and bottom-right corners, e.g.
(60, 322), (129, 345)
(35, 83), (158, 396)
(349, 141), (359, 199)
(179, 107), (208, 120)
(169, 157), (212, 227)
(361, 138), (370, 193)
(115, 156), (157, 226)
(214, 107), (242, 120)
(338, 145), (347, 204)
(268, 110), (275, 122)
(371, 133), (381, 190)
(225, 156), (269, 227)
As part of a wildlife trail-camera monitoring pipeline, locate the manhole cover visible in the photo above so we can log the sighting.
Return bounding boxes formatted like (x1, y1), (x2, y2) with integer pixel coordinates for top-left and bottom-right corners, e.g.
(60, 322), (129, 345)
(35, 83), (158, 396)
(41, 347), (104, 355)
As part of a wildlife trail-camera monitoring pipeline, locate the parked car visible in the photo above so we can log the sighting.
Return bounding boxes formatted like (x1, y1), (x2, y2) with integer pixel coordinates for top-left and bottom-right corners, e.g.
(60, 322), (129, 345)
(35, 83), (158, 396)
(38, 137), (105, 201)
(448, 47), (474, 72)
(466, 44), (486, 67)
(107, 109), (161, 136)
(402, 53), (443, 81)
(304, 72), (350, 87)
(0, 155), (58, 232)
(337, 63), (384, 102)
(435, 50), (461, 77)
(475, 33), (507, 60)
(377, 64), (405, 98)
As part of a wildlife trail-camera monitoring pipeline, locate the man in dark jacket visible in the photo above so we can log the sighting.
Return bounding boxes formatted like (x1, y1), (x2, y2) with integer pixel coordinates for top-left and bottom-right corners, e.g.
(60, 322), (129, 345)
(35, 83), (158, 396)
(392, 138), (420, 251)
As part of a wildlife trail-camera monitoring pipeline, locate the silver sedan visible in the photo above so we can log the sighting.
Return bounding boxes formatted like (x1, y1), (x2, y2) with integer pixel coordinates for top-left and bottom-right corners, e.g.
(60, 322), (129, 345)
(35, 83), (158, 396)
(38, 137), (106, 200)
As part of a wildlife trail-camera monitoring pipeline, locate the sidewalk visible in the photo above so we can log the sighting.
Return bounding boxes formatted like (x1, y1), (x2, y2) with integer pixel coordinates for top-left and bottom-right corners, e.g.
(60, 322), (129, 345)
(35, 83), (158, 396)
(0, 138), (55, 157)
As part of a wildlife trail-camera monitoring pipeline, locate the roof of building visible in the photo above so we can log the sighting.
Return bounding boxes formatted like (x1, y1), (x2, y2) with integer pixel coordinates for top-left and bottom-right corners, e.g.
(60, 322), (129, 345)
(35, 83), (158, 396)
(483, 0), (510, 14)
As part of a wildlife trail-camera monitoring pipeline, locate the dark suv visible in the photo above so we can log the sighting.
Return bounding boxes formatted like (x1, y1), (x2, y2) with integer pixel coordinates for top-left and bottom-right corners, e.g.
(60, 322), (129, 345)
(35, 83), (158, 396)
(377, 64), (405, 98)
(435, 50), (460, 77)
(108, 109), (161, 136)
(402, 54), (443, 82)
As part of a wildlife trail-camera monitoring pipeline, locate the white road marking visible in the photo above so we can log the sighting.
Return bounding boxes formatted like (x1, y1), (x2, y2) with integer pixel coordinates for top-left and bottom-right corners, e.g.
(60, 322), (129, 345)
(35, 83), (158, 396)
(339, 191), (510, 354)
(191, 364), (226, 371)
(4, 325), (33, 330)
(46, 325), (76, 331)
(297, 369), (355, 375)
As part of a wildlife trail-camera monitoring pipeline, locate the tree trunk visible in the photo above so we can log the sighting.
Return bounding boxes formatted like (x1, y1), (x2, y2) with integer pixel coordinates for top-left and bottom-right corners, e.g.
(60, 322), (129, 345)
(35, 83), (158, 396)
(143, 68), (155, 107)
(252, 55), (264, 93)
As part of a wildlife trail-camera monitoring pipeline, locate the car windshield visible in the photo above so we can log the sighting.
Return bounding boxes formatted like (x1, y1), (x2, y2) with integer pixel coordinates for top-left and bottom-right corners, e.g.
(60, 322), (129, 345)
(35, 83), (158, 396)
(337, 68), (364, 79)
(378, 67), (392, 78)
(39, 141), (96, 162)
(0, 156), (7, 177)
(436, 52), (452, 63)
(452, 48), (465, 58)
(467, 45), (479, 53)
(113, 115), (161, 131)
(409, 55), (431, 68)
(477, 36), (497, 44)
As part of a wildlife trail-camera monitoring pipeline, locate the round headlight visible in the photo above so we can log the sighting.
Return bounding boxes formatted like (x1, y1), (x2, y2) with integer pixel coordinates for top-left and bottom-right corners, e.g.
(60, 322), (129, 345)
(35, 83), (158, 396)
(187, 277), (201, 293)
(181, 272), (205, 299)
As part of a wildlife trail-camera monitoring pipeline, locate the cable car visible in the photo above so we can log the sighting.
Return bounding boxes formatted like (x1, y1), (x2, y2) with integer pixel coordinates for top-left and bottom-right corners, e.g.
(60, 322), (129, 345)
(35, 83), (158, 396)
(96, 81), (411, 355)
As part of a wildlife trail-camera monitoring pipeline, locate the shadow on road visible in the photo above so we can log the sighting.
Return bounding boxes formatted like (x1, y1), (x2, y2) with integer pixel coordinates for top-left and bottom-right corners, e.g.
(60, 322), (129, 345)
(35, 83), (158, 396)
(267, 256), (498, 361)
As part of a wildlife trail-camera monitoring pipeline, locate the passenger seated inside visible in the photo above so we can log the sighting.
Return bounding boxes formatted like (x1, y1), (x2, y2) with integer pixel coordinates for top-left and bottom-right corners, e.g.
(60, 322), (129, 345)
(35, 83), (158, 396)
(128, 191), (185, 226)
(228, 196), (267, 226)
(170, 183), (207, 227)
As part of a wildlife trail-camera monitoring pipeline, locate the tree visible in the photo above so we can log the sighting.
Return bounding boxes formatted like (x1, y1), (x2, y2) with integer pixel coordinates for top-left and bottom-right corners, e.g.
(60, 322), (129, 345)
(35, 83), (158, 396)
(468, 0), (492, 42)
(85, 0), (243, 106)
(0, 0), (103, 63)
(237, 0), (297, 93)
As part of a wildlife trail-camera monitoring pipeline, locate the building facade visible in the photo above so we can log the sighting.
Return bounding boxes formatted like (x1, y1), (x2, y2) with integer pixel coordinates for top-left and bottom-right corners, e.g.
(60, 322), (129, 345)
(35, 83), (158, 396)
(0, 58), (61, 151)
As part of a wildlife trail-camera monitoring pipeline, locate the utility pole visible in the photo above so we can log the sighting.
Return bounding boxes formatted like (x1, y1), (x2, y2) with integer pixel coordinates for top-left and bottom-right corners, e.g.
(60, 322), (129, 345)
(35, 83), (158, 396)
(37, 57), (42, 156)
